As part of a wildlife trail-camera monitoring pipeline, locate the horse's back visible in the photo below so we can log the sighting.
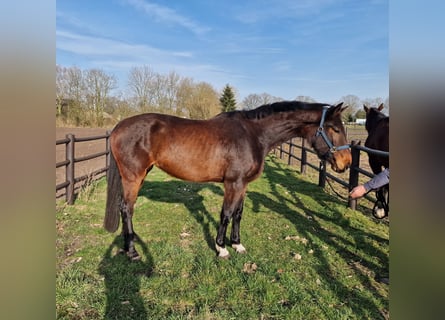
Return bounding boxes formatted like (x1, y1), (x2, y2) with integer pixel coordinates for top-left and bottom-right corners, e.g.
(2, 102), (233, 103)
(110, 113), (264, 183)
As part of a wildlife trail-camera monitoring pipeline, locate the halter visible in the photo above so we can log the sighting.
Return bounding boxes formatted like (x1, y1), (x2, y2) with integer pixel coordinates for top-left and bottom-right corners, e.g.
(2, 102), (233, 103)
(316, 106), (350, 153)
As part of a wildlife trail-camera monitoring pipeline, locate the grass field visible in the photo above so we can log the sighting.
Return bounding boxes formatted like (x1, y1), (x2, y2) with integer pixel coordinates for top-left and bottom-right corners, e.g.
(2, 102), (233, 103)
(56, 155), (389, 319)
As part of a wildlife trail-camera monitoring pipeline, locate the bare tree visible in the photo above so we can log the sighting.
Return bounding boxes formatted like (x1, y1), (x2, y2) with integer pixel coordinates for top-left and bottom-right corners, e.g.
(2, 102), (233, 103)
(127, 65), (158, 112)
(340, 94), (361, 113)
(160, 71), (181, 115)
(56, 65), (68, 115)
(295, 95), (316, 103)
(84, 68), (117, 126)
(128, 67), (182, 115)
(242, 93), (282, 110)
(241, 94), (262, 110)
(336, 94), (361, 123)
(58, 62), (390, 128)
(55, 65), (86, 125)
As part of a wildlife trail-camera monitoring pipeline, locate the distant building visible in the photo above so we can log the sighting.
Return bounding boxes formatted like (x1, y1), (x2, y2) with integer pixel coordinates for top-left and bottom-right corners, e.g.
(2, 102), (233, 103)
(355, 118), (366, 125)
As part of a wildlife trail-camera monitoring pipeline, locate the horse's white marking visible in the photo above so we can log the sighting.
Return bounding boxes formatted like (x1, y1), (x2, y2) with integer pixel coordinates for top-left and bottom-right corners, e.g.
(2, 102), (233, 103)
(232, 243), (247, 254)
(373, 207), (386, 219)
(215, 244), (230, 258)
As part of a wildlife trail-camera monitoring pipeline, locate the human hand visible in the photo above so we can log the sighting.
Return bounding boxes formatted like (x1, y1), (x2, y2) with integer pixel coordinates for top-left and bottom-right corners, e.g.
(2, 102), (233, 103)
(349, 185), (367, 199)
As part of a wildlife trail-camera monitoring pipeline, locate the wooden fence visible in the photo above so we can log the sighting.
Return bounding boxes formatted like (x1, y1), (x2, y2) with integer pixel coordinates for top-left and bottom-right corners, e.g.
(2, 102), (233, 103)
(274, 138), (389, 210)
(56, 132), (111, 204)
(56, 130), (388, 211)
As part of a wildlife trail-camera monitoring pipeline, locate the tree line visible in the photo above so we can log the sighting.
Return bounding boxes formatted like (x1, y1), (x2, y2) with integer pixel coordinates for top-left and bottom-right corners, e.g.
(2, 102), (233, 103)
(56, 65), (388, 127)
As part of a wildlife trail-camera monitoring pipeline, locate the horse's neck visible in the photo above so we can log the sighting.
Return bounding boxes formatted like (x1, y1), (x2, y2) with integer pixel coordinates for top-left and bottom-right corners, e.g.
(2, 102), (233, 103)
(367, 114), (387, 132)
(255, 110), (320, 151)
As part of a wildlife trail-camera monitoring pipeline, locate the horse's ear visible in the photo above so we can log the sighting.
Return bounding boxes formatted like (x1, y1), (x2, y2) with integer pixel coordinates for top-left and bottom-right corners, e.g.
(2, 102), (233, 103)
(378, 103), (384, 111)
(363, 104), (369, 113)
(333, 102), (347, 114)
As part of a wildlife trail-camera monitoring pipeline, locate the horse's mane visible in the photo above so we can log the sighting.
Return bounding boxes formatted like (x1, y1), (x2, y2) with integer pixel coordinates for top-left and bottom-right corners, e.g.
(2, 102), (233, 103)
(219, 101), (327, 120)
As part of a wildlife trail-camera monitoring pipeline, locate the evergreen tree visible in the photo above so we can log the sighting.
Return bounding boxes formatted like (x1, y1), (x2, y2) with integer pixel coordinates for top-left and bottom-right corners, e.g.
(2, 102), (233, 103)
(219, 84), (237, 112)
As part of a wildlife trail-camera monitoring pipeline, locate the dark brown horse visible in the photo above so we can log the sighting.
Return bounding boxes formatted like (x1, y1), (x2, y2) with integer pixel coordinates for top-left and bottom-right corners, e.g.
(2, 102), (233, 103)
(364, 103), (389, 218)
(104, 101), (352, 259)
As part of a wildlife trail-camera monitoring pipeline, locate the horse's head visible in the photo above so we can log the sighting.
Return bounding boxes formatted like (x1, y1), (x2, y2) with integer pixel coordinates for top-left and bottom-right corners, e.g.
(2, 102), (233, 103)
(364, 103), (385, 133)
(311, 102), (352, 173)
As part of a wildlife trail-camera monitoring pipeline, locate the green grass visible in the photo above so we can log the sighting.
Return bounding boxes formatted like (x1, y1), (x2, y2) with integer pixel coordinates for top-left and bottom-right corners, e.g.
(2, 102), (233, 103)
(56, 155), (389, 319)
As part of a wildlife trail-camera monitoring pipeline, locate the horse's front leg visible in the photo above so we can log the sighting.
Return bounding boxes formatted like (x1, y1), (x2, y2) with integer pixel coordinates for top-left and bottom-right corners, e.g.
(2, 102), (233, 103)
(215, 207), (231, 259)
(215, 181), (247, 258)
(230, 199), (247, 254)
(373, 186), (389, 219)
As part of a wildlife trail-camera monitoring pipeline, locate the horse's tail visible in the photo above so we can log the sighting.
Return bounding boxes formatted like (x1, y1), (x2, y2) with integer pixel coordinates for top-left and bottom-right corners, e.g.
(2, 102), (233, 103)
(104, 149), (122, 233)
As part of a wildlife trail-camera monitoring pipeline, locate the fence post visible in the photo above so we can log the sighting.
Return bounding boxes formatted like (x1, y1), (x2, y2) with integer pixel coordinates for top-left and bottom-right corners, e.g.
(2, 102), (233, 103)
(300, 139), (307, 174)
(66, 133), (75, 205)
(288, 139), (293, 165)
(318, 160), (326, 187)
(348, 140), (361, 210)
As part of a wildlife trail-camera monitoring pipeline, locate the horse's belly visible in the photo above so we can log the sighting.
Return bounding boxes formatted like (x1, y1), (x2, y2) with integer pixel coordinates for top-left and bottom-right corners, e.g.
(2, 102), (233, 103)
(155, 156), (225, 183)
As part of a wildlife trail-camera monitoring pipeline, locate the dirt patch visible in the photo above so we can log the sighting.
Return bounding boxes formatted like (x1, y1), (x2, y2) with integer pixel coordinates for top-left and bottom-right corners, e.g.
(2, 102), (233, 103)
(56, 127), (112, 199)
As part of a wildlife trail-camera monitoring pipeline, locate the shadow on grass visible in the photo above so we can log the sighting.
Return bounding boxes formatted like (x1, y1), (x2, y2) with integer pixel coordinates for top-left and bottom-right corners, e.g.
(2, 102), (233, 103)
(248, 156), (388, 318)
(113, 156), (388, 318)
(139, 180), (224, 252)
(99, 235), (154, 320)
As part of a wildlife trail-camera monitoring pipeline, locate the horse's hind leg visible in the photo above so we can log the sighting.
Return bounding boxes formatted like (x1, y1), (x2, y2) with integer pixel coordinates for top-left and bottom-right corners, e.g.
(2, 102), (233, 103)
(120, 177), (145, 260)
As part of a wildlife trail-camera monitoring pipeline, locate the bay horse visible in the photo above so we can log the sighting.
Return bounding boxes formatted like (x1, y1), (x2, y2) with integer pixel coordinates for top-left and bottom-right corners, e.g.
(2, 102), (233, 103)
(364, 103), (389, 218)
(104, 101), (352, 260)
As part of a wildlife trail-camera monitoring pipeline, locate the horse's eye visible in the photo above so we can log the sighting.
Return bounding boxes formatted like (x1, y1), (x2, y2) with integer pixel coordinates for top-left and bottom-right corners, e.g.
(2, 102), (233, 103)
(328, 125), (340, 133)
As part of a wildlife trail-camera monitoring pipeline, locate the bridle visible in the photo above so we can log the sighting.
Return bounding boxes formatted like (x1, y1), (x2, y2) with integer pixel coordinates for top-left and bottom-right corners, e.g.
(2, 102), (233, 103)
(316, 106), (351, 199)
(316, 106), (350, 154)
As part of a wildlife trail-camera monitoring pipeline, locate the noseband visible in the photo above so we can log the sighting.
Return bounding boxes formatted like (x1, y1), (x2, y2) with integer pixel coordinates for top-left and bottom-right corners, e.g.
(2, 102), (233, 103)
(316, 106), (350, 154)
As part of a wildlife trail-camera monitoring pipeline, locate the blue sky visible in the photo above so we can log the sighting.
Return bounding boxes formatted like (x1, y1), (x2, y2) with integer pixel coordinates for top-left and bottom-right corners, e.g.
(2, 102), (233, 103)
(56, 0), (388, 103)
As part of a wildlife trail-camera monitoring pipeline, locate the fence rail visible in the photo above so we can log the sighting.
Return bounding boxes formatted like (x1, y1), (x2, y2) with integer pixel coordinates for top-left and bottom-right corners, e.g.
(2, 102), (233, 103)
(274, 138), (389, 210)
(56, 132), (111, 204)
(56, 131), (388, 212)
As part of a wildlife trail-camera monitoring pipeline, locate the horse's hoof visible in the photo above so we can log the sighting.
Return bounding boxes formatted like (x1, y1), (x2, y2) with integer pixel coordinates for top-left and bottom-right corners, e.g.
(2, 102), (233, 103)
(131, 255), (142, 261)
(373, 207), (386, 219)
(215, 244), (230, 259)
(218, 253), (231, 259)
(127, 250), (141, 261)
(232, 243), (247, 254)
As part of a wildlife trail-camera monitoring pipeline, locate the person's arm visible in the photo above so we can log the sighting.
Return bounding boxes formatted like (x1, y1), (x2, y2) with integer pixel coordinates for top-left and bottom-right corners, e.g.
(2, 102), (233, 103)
(349, 168), (389, 199)
(363, 168), (389, 192)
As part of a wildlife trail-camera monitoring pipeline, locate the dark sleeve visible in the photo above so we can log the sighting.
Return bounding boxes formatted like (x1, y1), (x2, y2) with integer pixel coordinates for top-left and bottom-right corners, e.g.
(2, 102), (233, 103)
(364, 168), (389, 192)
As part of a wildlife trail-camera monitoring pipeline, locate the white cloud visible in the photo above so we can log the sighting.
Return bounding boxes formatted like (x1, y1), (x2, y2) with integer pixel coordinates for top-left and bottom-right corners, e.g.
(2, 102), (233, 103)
(234, 0), (339, 24)
(57, 30), (192, 58)
(123, 0), (210, 35)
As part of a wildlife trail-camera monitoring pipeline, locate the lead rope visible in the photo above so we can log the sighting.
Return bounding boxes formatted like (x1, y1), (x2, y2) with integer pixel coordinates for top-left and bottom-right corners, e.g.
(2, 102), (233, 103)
(325, 175), (350, 201)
